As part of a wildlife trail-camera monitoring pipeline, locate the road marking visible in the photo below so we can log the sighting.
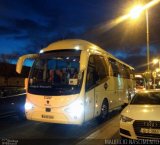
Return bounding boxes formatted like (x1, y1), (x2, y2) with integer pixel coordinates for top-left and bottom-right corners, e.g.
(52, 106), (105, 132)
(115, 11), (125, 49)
(76, 115), (120, 145)
(1, 93), (26, 99)
(0, 111), (16, 118)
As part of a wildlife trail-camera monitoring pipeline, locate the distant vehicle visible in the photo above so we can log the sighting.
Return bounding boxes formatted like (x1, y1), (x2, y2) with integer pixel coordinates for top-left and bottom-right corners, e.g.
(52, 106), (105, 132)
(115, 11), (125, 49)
(155, 78), (160, 89)
(135, 75), (146, 90)
(16, 39), (135, 125)
(120, 90), (160, 140)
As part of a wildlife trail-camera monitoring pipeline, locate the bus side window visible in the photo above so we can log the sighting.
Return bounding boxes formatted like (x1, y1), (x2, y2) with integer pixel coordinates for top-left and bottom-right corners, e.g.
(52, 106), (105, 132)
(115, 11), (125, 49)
(86, 55), (108, 90)
(119, 64), (128, 78)
(86, 56), (99, 90)
(130, 69), (135, 80)
(94, 55), (108, 80)
(104, 58), (110, 76)
(86, 65), (98, 90)
(108, 58), (120, 77)
(126, 67), (130, 79)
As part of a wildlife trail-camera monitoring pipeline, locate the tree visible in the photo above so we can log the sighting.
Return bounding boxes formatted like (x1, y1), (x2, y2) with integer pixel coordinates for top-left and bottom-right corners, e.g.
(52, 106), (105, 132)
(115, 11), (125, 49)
(0, 53), (19, 86)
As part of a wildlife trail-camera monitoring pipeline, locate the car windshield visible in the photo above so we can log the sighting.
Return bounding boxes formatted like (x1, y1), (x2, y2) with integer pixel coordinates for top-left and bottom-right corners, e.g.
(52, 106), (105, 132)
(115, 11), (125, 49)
(28, 50), (83, 96)
(130, 92), (160, 105)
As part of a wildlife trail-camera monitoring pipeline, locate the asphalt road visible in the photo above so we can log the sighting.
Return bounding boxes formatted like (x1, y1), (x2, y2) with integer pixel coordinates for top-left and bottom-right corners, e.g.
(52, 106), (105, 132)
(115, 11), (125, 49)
(0, 110), (121, 145)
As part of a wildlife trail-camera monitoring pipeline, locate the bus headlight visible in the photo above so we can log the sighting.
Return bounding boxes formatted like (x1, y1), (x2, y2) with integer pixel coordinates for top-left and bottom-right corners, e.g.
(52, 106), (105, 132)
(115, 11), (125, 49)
(65, 100), (84, 118)
(25, 102), (33, 110)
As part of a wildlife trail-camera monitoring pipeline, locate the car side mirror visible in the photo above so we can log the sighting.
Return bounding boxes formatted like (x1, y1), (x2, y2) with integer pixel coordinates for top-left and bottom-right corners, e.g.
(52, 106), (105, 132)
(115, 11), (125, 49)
(124, 96), (131, 105)
(124, 98), (129, 104)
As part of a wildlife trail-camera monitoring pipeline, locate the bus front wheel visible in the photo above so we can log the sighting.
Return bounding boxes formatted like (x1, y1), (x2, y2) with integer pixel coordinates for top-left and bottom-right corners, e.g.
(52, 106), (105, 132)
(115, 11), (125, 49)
(97, 100), (109, 122)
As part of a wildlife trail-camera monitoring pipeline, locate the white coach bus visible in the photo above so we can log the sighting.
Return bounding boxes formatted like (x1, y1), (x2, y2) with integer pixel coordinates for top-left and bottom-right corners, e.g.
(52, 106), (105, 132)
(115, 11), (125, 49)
(16, 39), (135, 125)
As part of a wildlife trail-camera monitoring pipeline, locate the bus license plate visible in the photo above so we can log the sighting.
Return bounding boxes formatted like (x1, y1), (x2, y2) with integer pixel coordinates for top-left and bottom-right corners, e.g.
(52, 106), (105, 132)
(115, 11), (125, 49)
(140, 128), (160, 134)
(42, 114), (54, 119)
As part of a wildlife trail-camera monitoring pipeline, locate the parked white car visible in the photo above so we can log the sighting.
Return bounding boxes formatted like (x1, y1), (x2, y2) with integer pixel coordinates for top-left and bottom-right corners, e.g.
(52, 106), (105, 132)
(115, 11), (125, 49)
(120, 90), (160, 140)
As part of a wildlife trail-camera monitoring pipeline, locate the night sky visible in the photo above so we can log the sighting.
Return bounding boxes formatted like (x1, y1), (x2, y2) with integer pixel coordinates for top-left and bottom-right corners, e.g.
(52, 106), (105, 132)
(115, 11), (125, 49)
(0, 0), (160, 71)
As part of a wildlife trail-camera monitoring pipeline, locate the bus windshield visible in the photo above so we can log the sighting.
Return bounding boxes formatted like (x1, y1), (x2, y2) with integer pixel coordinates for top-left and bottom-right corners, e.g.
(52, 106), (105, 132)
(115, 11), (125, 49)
(28, 50), (83, 96)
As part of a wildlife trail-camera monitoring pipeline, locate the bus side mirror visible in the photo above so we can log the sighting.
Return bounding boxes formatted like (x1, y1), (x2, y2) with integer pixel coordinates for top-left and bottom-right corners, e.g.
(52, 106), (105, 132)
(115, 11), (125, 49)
(80, 50), (88, 71)
(16, 54), (38, 74)
(24, 78), (29, 90)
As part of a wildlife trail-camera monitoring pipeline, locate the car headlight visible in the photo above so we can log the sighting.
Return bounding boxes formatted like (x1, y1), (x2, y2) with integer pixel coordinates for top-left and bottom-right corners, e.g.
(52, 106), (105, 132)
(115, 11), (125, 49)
(121, 115), (133, 122)
(65, 100), (84, 118)
(25, 102), (33, 110)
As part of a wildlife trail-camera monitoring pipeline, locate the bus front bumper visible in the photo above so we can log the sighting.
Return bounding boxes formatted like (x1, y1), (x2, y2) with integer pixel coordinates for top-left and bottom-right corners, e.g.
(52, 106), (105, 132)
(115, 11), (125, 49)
(25, 111), (84, 125)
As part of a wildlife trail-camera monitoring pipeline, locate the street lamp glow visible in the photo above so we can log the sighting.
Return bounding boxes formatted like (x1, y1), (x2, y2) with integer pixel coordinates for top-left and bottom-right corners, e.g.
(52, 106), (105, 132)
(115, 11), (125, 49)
(156, 68), (160, 72)
(129, 5), (143, 19)
(153, 58), (160, 68)
(153, 58), (159, 64)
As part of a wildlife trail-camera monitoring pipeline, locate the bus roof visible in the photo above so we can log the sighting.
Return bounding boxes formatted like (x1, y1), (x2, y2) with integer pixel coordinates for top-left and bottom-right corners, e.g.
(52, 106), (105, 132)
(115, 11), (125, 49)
(41, 39), (134, 70)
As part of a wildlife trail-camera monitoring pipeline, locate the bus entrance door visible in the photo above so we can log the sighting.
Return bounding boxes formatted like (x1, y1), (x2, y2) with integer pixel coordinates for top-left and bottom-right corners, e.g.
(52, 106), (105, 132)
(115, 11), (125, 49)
(84, 89), (95, 122)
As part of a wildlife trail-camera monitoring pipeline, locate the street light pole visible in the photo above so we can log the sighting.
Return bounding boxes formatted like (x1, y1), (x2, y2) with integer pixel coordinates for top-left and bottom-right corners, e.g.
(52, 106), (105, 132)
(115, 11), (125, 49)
(146, 9), (151, 89)
(129, 6), (150, 72)
(146, 9), (150, 73)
